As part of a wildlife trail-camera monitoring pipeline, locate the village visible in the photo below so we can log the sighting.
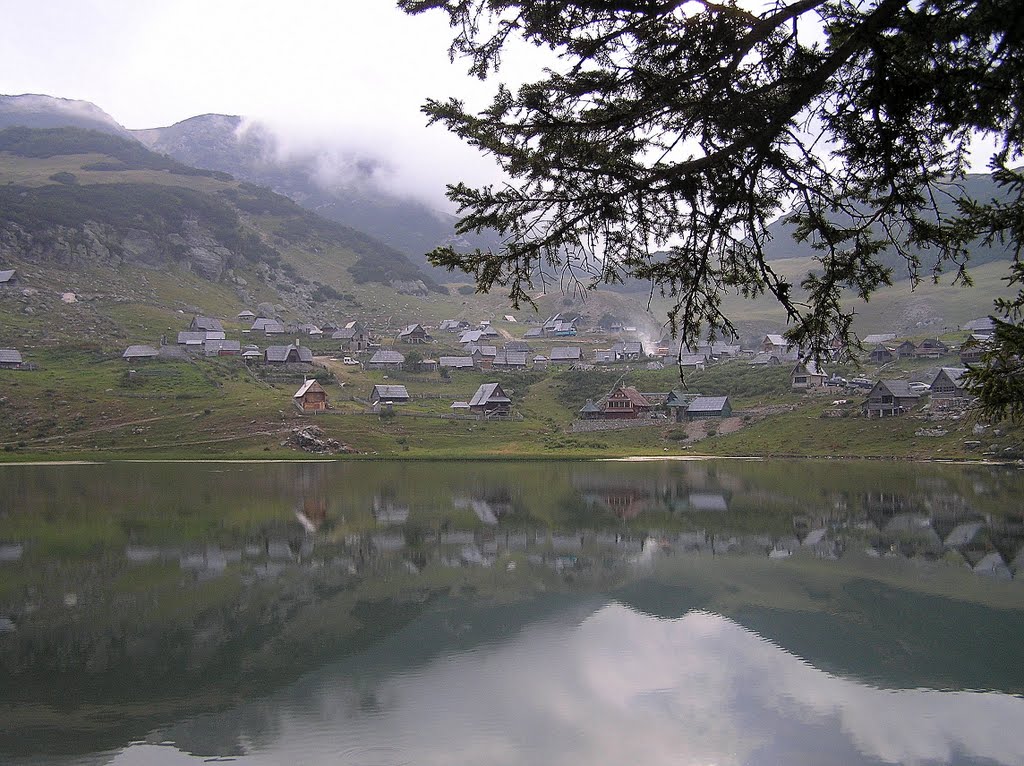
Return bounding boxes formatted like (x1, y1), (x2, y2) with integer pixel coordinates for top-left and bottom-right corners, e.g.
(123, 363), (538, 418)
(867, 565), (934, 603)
(0, 262), (996, 456)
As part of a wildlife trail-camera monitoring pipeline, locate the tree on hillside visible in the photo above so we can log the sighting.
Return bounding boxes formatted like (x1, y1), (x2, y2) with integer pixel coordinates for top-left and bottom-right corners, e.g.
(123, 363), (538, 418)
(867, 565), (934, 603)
(400, 0), (1024, 417)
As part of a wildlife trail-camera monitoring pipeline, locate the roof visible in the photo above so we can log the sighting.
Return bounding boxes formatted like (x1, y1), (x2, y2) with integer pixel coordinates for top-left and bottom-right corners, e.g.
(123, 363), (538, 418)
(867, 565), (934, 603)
(191, 316), (224, 332)
(579, 399), (602, 413)
(523, 327), (544, 338)
(204, 339), (241, 353)
(122, 345), (158, 359)
(369, 349), (405, 364)
(0, 349), (23, 364)
(469, 383), (511, 407)
(298, 324), (322, 335)
(493, 350), (528, 366)
(549, 346), (582, 361)
(451, 401), (471, 409)
(251, 318), (285, 333)
(241, 349), (262, 358)
(764, 334), (788, 346)
(793, 359), (825, 376)
(294, 379), (326, 398)
(609, 386), (651, 407)
(460, 329), (484, 343)
(333, 328), (357, 339)
(266, 344), (314, 363)
(678, 353), (708, 366)
(398, 323), (426, 337)
(177, 331), (207, 344)
(504, 341), (531, 352)
(371, 384), (410, 399)
(236, 310), (256, 319)
(0, 269), (15, 283)
(876, 380), (920, 399)
(862, 333), (896, 345)
(439, 356), (476, 368)
(934, 367), (968, 386)
(619, 341), (644, 354)
(687, 396), (730, 413)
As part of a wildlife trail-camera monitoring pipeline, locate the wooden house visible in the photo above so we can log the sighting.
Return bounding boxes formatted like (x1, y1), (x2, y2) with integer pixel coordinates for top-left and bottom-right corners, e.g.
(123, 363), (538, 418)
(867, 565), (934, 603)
(333, 320), (370, 352)
(368, 349), (405, 370)
(251, 318), (286, 335)
(190, 316), (224, 333)
(492, 350), (528, 370)
(665, 390), (692, 422)
(369, 384), (411, 405)
(869, 344), (895, 363)
(439, 356), (476, 370)
(930, 367), (969, 399)
(579, 399), (603, 420)
(959, 336), (989, 365)
(686, 396), (732, 419)
(791, 360), (827, 391)
(204, 339), (241, 356)
(864, 380), (920, 417)
(122, 345), (159, 362)
(602, 385), (652, 419)
(236, 310), (256, 321)
(614, 341), (644, 361)
(293, 379), (328, 412)
(915, 338), (949, 359)
(265, 344), (314, 364)
(549, 346), (583, 366)
(469, 383), (512, 416)
(895, 340), (918, 359)
(397, 323), (431, 344)
(0, 349), (23, 369)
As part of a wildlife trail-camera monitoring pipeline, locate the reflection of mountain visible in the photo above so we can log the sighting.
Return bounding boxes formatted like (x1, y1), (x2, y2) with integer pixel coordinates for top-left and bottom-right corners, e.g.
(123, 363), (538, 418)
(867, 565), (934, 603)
(99, 606), (1024, 766)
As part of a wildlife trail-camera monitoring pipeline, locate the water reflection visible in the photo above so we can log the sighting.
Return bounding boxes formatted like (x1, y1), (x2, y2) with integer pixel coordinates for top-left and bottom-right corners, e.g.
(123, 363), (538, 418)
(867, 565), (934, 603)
(1, 459), (1023, 763)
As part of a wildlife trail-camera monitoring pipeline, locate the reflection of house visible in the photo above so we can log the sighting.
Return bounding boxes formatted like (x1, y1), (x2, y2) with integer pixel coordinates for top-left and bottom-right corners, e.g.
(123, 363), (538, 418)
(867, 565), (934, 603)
(294, 379), (329, 412)
(469, 383), (512, 415)
(864, 380), (920, 417)
(686, 396), (732, 419)
(603, 385), (652, 419)
(369, 384), (410, 405)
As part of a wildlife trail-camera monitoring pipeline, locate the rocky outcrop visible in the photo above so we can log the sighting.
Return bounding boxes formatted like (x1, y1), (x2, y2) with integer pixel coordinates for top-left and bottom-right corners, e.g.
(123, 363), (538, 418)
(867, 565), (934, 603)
(282, 425), (352, 455)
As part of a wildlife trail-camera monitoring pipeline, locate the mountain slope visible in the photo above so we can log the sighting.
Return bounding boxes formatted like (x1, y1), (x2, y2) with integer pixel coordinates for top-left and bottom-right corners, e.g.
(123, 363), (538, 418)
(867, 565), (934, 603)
(132, 113), (503, 269)
(0, 94), (131, 137)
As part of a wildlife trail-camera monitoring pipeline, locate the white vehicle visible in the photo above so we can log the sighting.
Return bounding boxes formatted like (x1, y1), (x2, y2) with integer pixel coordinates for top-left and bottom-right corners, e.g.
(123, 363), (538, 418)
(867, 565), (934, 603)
(909, 381), (931, 393)
(342, 356), (359, 365)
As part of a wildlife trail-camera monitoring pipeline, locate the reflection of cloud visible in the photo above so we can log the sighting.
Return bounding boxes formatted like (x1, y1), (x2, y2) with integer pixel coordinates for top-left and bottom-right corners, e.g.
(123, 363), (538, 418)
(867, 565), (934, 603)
(135, 606), (1024, 766)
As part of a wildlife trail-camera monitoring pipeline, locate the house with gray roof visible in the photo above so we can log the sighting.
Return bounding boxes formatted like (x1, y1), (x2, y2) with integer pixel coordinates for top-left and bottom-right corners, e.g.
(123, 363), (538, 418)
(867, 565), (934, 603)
(549, 346), (583, 365)
(398, 323), (431, 344)
(791, 360), (827, 391)
(439, 356), (476, 370)
(251, 318), (286, 335)
(237, 310), (256, 321)
(864, 380), (920, 417)
(931, 367), (969, 399)
(492, 350), (528, 369)
(686, 396), (732, 419)
(469, 383), (512, 416)
(0, 269), (16, 286)
(177, 331), (208, 347)
(122, 345), (159, 362)
(369, 384), (410, 405)
(190, 316), (224, 333)
(862, 333), (897, 346)
(204, 339), (241, 356)
(0, 349), (24, 368)
(368, 349), (405, 370)
(265, 344), (314, 364)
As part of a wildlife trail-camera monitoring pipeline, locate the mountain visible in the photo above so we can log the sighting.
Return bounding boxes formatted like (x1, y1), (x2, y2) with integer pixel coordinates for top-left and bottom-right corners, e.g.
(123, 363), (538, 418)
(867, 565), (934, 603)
(0, 126), (449, 346)
(0, 94), (131, 137)
(132, 113), (503, 270)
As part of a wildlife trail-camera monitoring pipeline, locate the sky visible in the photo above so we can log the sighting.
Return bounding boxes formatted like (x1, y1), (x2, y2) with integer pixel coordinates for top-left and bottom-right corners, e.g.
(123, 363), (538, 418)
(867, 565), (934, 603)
(0, 0), (539, 209)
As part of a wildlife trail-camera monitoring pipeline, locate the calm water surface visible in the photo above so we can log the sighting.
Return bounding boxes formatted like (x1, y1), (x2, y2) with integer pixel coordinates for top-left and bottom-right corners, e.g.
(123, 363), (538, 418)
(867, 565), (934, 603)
(1, 459), (1023, 765)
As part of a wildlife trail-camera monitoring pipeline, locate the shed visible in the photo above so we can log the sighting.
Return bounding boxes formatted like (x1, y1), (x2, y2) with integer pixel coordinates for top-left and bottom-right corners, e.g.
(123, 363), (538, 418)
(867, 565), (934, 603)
(687, 396), (732, 419)
(294, 379), (329, 412)
(370, 384), (410, 405)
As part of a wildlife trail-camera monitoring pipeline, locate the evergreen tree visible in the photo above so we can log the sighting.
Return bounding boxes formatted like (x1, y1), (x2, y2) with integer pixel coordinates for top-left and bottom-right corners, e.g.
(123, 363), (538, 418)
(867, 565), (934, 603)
(402, 0), (1024, 417)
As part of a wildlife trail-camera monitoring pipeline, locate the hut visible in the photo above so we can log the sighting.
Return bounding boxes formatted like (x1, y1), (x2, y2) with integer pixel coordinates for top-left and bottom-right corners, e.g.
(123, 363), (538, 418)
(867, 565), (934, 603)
(293, 379), (329, 412)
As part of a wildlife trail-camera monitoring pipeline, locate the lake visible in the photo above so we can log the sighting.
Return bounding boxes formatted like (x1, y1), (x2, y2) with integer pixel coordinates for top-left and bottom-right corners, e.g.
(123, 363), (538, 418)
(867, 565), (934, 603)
(1, 459), (1023, 765)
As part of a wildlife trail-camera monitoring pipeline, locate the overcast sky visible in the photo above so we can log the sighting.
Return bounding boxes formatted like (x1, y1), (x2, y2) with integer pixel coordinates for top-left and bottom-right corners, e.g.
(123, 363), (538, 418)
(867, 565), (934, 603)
(0, 0), (540, 208)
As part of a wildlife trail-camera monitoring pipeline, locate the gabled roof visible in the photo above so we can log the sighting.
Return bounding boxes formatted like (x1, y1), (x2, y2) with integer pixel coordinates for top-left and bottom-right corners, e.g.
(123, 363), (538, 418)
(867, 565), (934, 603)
(251, 318), (285, 333)
(122, 345), (158, 359)
(874, 380), (920, 399)
(493, 350), (528, 366)
(177, 331), (207, 345)
(333, 327), (357, 339)
(460, 329), (485, 344)
(687, 396), (730, 413)
(792, 359), (825, 376)
(469, 383), (511, 407)
(933, 367), (968, 387)
(369, 349), (405, 364)
(608, 385), (651, 407)
(579, 399), (602, 414)
(398, 323), (427, 337)
(371, 384), (410, 400)
(0, 349), (23, 364)
(191, 316), (224, 333)
(266, 344), (314, 363)
(764, 334), (788, 346)
(0, 269), (15, 283)
(523, 327), (544, 338)
(298, 323), (322, 335)
(862, 333), (896, 345)
(618, 341), (644, 355)
(237, 310), (256, 319)
(439, 356), (476, 368)
(549, 346), (582, 361)
(204, 339), (241, 354)
(678, 353), (708, 366)
(294, 379), (326, 398)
